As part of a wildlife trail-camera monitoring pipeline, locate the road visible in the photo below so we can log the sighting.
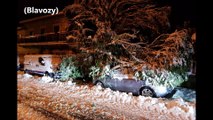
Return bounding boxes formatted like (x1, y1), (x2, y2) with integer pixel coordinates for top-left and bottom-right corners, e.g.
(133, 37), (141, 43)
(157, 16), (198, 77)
(17, 73), (195, 120)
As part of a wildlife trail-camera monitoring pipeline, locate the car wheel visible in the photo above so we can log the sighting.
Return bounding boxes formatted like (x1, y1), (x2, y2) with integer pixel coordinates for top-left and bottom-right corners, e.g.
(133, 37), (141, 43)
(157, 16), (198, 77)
(95, 81), (104, 88)
(24, 69), (28, 74)
(44, 71), (49, 76)
(140, 86), (155, 97)
(48, 73), (54, 78)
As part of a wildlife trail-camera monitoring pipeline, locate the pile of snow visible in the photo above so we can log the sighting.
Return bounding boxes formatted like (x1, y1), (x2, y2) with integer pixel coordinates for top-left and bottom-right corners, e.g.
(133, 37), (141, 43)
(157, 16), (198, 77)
(172, 87), (196, 102)
(39, 76), (54, 83)
(152, 85), (169, 97)
(18, 73), (196, 120)
(23, 73), (33, 78)
(67, 80), (76, 86)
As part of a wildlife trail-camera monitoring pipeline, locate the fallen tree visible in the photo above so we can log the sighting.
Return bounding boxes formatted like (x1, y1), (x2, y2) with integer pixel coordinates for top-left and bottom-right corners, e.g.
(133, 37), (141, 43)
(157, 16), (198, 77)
(60, 0), (195, 88)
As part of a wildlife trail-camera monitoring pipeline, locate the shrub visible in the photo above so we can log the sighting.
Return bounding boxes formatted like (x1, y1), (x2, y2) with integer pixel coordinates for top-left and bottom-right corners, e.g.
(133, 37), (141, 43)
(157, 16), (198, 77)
(139, 67), (188, 88)
(59, 57), (82, 81)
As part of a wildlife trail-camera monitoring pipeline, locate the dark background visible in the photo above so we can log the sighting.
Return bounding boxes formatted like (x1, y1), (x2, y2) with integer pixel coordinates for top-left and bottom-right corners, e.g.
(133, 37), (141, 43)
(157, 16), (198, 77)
(17, 0), (73, 21)
(17, 0), (196, 28)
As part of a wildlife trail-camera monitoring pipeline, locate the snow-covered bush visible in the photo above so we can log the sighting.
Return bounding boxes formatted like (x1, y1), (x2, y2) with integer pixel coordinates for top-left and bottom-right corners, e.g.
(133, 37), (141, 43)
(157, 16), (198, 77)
(59, 57), (82, 81)
(89, 65), (112, 80)
(139, 68), (187, 88)
(89, 66), (101, 80)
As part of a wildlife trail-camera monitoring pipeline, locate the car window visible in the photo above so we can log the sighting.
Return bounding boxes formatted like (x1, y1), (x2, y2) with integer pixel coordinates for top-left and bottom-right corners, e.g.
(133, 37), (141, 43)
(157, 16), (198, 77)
(38, 57), (45, 66)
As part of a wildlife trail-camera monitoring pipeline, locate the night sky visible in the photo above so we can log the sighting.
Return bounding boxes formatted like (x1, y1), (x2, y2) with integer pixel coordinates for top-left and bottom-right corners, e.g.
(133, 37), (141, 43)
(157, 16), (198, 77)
(17, 0), (195, 28)
(17, 0), (73, 21)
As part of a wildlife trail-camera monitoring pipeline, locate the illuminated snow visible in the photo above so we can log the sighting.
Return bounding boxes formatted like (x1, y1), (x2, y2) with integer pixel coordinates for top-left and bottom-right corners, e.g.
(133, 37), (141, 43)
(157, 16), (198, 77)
(18, 72), (196, 120)
(153, 86), (168, 96)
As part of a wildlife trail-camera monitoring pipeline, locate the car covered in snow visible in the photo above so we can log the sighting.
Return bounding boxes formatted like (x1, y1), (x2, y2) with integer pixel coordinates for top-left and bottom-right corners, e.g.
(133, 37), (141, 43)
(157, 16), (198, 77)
(93, 74), (173, 98)
(23, 54), (62, 78)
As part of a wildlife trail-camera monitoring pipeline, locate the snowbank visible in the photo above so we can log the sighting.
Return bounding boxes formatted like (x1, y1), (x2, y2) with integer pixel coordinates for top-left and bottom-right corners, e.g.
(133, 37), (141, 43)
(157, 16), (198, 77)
(18, 73), (196, 120)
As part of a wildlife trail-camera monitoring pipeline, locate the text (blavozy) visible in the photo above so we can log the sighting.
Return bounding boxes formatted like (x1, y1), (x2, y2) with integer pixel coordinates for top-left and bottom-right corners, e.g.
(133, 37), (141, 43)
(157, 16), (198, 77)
(24, 7), (59, 15)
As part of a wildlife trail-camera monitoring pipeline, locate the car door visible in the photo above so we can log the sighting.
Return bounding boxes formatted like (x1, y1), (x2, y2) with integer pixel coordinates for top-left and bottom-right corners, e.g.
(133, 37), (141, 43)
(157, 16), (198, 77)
(105, 78), (118, 90)
(116, 79), (144, 94)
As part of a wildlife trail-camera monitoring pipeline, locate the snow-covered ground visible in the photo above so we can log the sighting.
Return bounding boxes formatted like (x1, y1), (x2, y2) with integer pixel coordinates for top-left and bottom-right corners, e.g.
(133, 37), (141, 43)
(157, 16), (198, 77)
(17, 72), (196, 120)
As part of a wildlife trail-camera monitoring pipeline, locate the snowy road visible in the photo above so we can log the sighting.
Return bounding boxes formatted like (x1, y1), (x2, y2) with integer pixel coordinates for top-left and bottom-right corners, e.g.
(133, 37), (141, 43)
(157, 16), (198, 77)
(17, 72), (195, 120)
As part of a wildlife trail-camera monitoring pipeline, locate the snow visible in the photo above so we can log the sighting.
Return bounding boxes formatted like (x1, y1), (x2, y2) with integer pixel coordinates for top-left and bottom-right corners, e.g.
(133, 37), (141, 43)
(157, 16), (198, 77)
(172, 87), (196, 102)
(152, 85), (168, 96)
(39, 76), (54, 83)
(18, 72), (196, 120)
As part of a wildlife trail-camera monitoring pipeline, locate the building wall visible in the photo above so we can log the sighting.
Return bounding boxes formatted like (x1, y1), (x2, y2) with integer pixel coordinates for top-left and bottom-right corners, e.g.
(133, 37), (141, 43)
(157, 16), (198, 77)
(18, 14), (69, 37)
(17, 29), (26, 37)
(17, 13), (73, 56)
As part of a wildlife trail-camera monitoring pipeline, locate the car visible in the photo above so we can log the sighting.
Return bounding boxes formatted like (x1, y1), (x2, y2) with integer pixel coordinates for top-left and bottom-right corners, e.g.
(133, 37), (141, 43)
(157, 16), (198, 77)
(23, 54), (62, 79)
(93, 75), (173, 97)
